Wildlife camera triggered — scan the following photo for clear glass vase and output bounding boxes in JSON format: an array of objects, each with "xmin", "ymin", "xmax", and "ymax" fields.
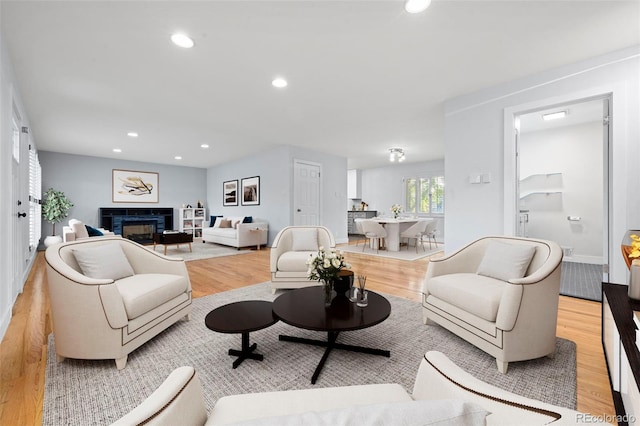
[{"xmin": 322, "ymin": 279, "xmax": 333, "ymax": 307}]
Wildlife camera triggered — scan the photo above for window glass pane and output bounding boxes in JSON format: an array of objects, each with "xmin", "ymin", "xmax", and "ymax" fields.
[
  {"xmin": 431, "ymin": 176, "xmax": 445, "ymax": 214},
  {"xmin": 12, "ymin": 120, "xmax": 20, "ymax": 163},
  {"xmin": 419, "ymin": 178, "xmax": 430, "ymax": 213},
  {"xmin": 405, "ymin": 178, "xmax": 416, "ymax": 213},
  {"xmin": 29, "ymin": 147, "xmax": 41, "ymax": 250}
]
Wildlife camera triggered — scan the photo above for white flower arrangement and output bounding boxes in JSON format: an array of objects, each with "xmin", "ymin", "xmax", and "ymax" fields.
[
  {"xmin": 390, "ymin": 204, "xmax": 403, "ymax": 218},
  {"xmin": 306, "ymin": 246, "xmax": 351, "ymax": 282}
]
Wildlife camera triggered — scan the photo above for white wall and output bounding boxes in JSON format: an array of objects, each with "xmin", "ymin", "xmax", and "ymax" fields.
[
  {"xmin": 520, "ymin": 121, "xmax": 603, "ymax": 263},
  {"xmin": 444, "ymin": 46, "xmax": 639, "ymax": 284},
  {"xmin": 360, "ymin": 160, "xmax": 445, "ymax": 239},
  {"xmin": 39, "ymin": 151, "xmax": 207, "ymax": 241},
  {"xmin": 0, "ymin": 36, "xmax": 36, "ymax": 340},
  {"xmin": 206, "ymin": 145, "xmax": 348, "ymax": 245}
]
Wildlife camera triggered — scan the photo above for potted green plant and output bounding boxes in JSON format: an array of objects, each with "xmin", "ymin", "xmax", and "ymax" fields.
[{"xmin": 42, "ymin": 188, "xmax": 73, "ymax": 247}]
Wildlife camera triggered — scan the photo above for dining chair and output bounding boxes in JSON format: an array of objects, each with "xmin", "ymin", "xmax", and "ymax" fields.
[
  {"xmin": 353, "ymin": 218, "xmax": 366, "ymax": 247},
  {"xmin": 360, "ymin": 219, "xmax": 387, "ymax": 253},
  {"xmin": 400, "ymin": 220, "xmax": 430, "ymax": 253},
  {"xmin": 422, "ymin": 220, "xmax": 438, "ymax": 249}
]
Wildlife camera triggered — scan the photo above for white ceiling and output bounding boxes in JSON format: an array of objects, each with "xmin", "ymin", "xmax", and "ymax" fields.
[{"xmin": 1, "ymin": 1, "xmax": 638, "ymax": 169}]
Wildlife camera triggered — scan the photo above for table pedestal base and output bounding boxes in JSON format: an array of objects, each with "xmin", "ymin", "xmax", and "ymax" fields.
[
  {"xmin": 229, "ymin": 332, "xmax": 264, "ymax": 369},
  {"xmin": 279, "ymin": 331, "xmax": 390, "ymax": 384}
]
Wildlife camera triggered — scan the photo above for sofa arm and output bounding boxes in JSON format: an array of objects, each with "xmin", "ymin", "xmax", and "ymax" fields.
[
  {"xmin": 98, "ymin": 284, "xmax": 129, "ymax": 329},
  {"xmin": 412, "ymin": 351, "xmax": 610, "ymax": 425},
  {"xmin": 121, "ymin": 241, "xmax": 190, "ymax": 279},
  {"xmin": 111, "ymin": 366, "xmax": 208, "ymax": 426},
  {"xmin": 63, "ymin": 226, "xmax": 76, "ymax": 242}
]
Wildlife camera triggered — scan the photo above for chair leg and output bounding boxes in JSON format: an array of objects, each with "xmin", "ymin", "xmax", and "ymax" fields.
[
  {"xmin": 496, "ymin": 359, "xmax": 508, "ymax": 374},
  {"xmin": 115, "ymin": 355, "xmax": 128, "ymax": 370},
  {"xmin": 423, "ymin": 311, "xmax": 436, "ymax": 325}
]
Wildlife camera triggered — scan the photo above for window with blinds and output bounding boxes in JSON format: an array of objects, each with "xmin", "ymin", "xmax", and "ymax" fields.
[
  {"xmin": 29, "ymin": 144, "xmax": 42, "ymax": 251},
  {"xmin": 404, "ymin": 175, "xmax": 444, "ymax": 215}
]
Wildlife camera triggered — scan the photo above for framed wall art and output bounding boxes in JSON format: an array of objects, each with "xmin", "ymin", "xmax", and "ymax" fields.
[
  {"xmin": 112, "ymin": 169, "xmax": 159, "ymax": 203},
  {"xmin": 223, "ymin": 180, "xmax": 238, "ymax": 206},
  {"xmin": 241, "ymin": 176, "xmax": 260, "ymax": 206}
]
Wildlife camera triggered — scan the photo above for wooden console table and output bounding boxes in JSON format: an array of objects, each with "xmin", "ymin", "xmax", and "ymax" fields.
[{"xmin": 602, "ymin": 282, "xmax": 640, "ymax": 425}]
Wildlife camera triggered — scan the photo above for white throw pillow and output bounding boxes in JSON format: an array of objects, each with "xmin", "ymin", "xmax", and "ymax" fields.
[
  {"xmin": 72, "ymin": 243, "xmax": 135, "ymax": 281},
  {"xmin": 213, "ymin": 217, "xmax": 226, "ymax": 229},
  {"xmin": 291, "ymin": 228, "xmax": 319, "ymax": 251},
  {"xmin": 477, "ymin": 240, "xmax": 536, "ymax": 281}
]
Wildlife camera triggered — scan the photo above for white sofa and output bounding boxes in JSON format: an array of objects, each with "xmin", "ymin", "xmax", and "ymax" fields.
[
  {"xmin": 422, "ymin": 236, "xmax": 563, "ymax": 374},
  {"xmin": 112, "ymin": 351, "xmax": 609, "ymax": 425},
  {"xmin": 45, "ymin": 236, "xmax": 193, "ymax": 369},
  {"xmin": 201, "ymin": 216, "xmax": 268, "ymax": 249},
  {"xmin": 63, "ymin": 218, "xmax": 114, "ymax": 242},
  {"xmin": 270, "ymin": 226, "xmax": 336, "ymax": 293}
]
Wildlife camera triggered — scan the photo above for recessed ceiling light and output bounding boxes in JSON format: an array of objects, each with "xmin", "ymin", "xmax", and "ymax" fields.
[
  {"xmin": 542, "ymin": 111, "xmax": 568, "ymax": 121},
  {"xmin": 201, "ymin": 144, "xmax": 209, "ymax": 148},
  {"xmin": 174, "ymin": 156, "xmax": 182, "ymax": 160},
  {"xmin": 113, "ymin": 148, "xmax": 122, "ymax": 153},
  {"xmin": 272, "ymin": 77, "xmax": 288, "ymax": 88},
  {"xmin": 171, "ymin": 33, "xmax": 194, "ymax": 48},
  {"xmin": 405, "ymin": 0, "xmax": 431, "ymax": 13},
  {"xmin": 127, "ymin": 132, "xmax": 138, "ymax": 138}
]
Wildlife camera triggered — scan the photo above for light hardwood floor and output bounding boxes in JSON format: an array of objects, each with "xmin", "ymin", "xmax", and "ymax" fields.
[{"xmin": 0, "ymin": 246, "xmax": 615, "ymax": 425}]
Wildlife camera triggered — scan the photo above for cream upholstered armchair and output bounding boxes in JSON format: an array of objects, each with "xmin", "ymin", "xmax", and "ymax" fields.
[
  {"xmin": 45, "ymin": 236, "xmax": 193, "ymax": 369},
  {"xmin": 422, "ymin": 236, "xmax": 563, "ymax": 373},
  {"xmin": 270, "ymin": 226, "xmax": 335, "ymax": 293}
]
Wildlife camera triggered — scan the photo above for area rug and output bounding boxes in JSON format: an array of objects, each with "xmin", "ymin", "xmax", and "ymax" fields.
[
  {"xmin": 340, "ymin": 243, "xmax": 444, "ymax": 261},
  {"xmin": 43, "ymin": 282, "xmax": 576, "ymax": 425},
  {"xmin": 154, "ymin": 241, "xmax": 253, "ymax": 261}
]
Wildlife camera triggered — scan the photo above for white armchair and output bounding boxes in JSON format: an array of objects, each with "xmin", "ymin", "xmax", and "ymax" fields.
[
  {"xmin": 422, "ymin": 236, "xmax": 563, "ymax": 373},
  {"xmin": 270, "ymin": 226, "xmax": 335, "ymax": 293},
  {"xmin": 45, "ymin": 236, "xmax": 193, "ymax": 369}
]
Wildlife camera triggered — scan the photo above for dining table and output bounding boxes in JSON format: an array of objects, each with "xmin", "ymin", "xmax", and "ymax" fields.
[{"xmin": 372, "ymin": 218, "xmax": 432, "ymax": 252}]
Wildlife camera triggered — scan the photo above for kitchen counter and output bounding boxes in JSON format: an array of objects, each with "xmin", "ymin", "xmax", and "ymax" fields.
[{"xmin": 347, "ymin": 210, "xmax": 377, "ymax": 234}]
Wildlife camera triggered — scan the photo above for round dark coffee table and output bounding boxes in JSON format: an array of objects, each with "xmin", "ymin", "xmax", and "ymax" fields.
[
  {"xmin": 205, "ymin": 300, "xmax": 278, "ymax": 369},
  {"xmin": 272, "ymin": 286, "xmax": 391, "ymax": 384}
]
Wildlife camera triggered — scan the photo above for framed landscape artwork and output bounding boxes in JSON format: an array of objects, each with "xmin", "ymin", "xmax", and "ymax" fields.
[
  {"xmin": 241, "ymin": 176, "xmax": 260, "ymax": 206},
  {"xmin": 223, "ymin": 180, "xmax": 238, "ymax": 206},
  {"xmin": 112, "ymin": 169, "xmax": 159, "ymax": 203}
]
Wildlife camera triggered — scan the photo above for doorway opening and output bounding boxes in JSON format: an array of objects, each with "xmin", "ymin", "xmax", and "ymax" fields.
[{"xmin": 514, "ymin": 96, "xmax": 610, "ymax": 301}]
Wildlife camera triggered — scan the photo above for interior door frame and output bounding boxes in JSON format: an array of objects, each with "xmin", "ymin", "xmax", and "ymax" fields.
[{"xmin": 504, "ymin": 92, "xmax": 612, "ymax": 280}]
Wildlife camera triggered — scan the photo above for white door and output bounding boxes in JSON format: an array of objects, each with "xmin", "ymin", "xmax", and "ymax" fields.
[
  {"xmin": 293, "ymin": 160, "xmax": 321, "ymax": 226},
  {"xmin": 11, "ymin": 114, "xmax": 26, "ymax": 296}
]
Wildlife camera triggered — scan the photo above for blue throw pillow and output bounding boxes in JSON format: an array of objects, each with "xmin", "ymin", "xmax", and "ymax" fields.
[
  {"xmin": 85, "ymin": 225, "xmax": 104, "ymax": 237},
  {"xmin": 210, "ymin": 215, "xmax": 223, "ymax": 227},
  {"xmin": 243, "ymin": 216, "xmax": 253, "ymax": 223}
]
